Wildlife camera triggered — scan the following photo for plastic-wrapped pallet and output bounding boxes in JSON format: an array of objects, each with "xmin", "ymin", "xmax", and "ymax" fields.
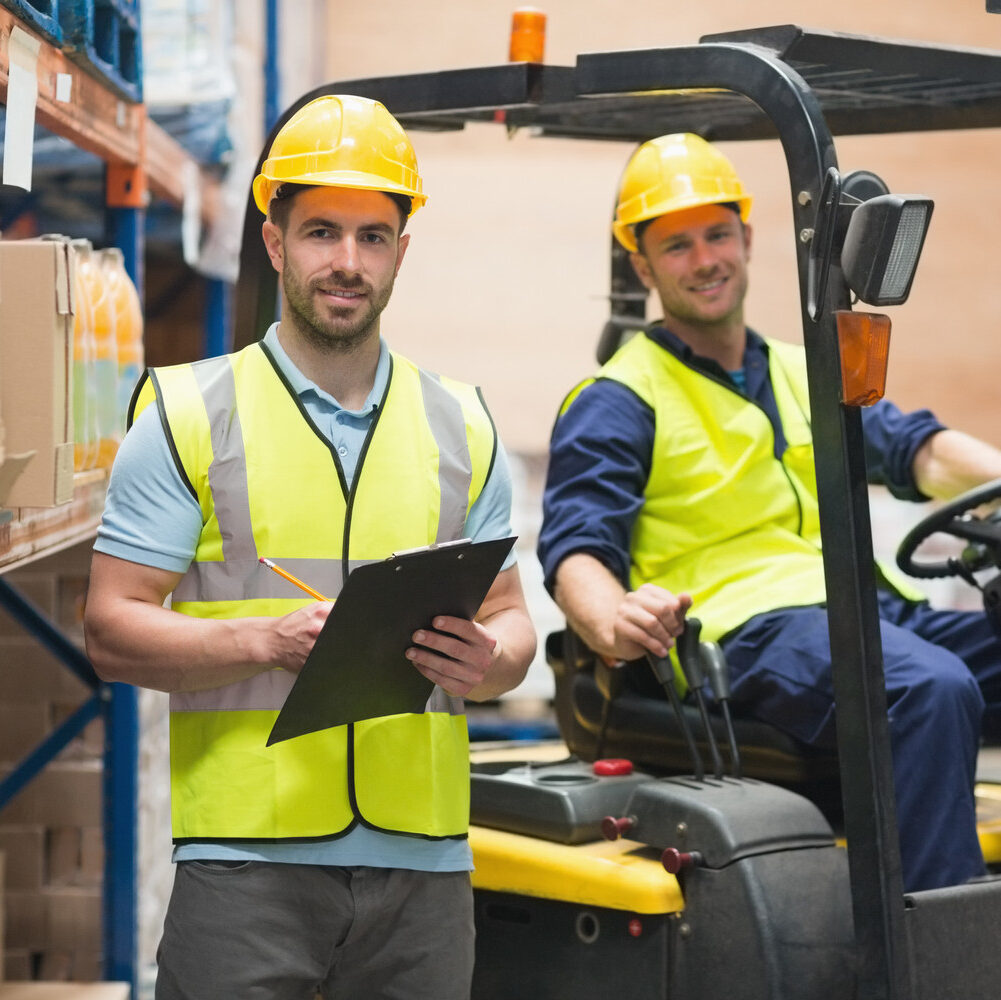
[
  {"xmin": 141, "ymin": 0, "xmax": 235, "ymax": 108},
  {"xmin": 60, "ymin": 0, "xmax": 143, "ymax": 101}
]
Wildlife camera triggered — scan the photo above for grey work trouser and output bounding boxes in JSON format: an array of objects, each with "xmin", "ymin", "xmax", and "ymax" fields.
[{"xmin": 154, "ymin": 861, "xmax": 475, "ymax": 1000}]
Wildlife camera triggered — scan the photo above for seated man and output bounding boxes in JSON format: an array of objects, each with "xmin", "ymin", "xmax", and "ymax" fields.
[{"xmin": 537, "ymin": 131, "xmax": 1001, "ymax": 893}]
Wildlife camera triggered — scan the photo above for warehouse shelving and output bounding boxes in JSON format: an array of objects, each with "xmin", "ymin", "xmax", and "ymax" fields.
[{"xmin": 0, "ymin": 3, "xmax": 221, "ymax": 992}]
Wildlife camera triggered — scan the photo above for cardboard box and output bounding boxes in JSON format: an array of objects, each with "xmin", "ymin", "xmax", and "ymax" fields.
[
  {"xmin": 0, "ymin": 640, "xmax": 92, "ymax": 703},
  {"xmin": 0, "ymin": 254, "xmax": 33, "ymax": 508},
  {"xmin": 0, "ymin": 762, "xmax": 101, "ymax": 828},
  {"xmin": 77, "ymin": 829, "xmax": 102, "ymax": 885},
  {"xmin": 0, "ymin": 829, "xmax": 44, "ymax": 891},
  {"xmin": 0, "ymin": 237, "xmax": 74, "ymax": 508},
  {"xmin": 0, "ymin": 705, "xmax": 49, "ymax": 765},
  {"xmin": 1, "ymin": 849, "xmax": 6, "ymax": 982},
  {"xmin": 3, "ymin": 887, "xmax": 100, "ymax": 953},
  {"xmin": 0, "ymin": 987, "xmax": 129, "ymax": 999},
  {"xmin": 0, "ymin": 427, "xmax": 35, "ymax": 511},
  {"xmin": 0, "ymin": 953, "xmax": 33, "ymax": 982},
  {"xmin": 45, "ymin": 888, "xmax": 101, "ymax": 953},
  {"xmin": 3, "ymin": 891, "xmax": 45, "ymax": 950},
  {"xmin": 44, "ymin": 830, "xmax": 80, "ymax": 887}
]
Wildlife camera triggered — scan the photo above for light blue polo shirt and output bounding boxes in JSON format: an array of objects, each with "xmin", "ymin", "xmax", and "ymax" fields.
[{"xmin": 96, "ymin": 324, "xmax": 517, "ymax": 871}]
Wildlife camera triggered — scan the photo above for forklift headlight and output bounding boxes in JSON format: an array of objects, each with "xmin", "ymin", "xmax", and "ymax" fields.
[{"xmin": 841, "ymin": 195, "xmax": 934, "ymax": 307}]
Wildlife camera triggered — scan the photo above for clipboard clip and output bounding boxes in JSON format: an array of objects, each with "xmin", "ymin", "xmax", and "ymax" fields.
[{"xmin": 388, "ymin": 538, "xmax": 473, "ymax": 560}]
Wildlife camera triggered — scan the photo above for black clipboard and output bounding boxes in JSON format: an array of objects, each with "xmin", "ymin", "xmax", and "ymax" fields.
[{"xmin": 266, "ymin": 535, "xmax": 517, "ymax": 745}]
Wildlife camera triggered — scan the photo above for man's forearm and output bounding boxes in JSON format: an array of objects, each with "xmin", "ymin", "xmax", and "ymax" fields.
[
  {"xmin": 553, "ymin": 551, "xmax": 691, "ymax": 662},
  {"xmin": 553, "ymin": 552, "xmax": 630, "ymax": 659},
  {"xmin": 84, "ymin": 552, "xmax": 330, "ymax": 693},
  {"xmin": 913, "ymin": 429, "xmax": 1001, "ymax": 501},
  {"xmin": 84, "ymin": 597, "xmax": 276, "ymax": 693}
]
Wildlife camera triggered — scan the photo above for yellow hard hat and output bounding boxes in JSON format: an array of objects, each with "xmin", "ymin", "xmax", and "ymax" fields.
[
  {"xmin": 612, "ymin": 133, "xmax": 752, "ymax": 252},
  {"xmin": 252, "ymin": 94, "xmax": 427, "ymax": 217}
]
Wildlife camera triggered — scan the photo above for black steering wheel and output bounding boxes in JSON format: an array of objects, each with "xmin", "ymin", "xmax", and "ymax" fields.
[{"xmin": 896, "ymin": 477, "xmax": 1001, "ymax": 580}]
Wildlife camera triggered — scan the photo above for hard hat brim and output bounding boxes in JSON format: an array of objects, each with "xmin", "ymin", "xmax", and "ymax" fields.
[
  {"xmin": 613, "ymin": 194, "xmax": 753, "ymax": 252},
  {"xmin": 254, "ymin": 172, "xmax": 428, "ymax": 217}
]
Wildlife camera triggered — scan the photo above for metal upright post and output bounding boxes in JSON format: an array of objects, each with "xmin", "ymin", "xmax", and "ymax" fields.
[
  {"xmin": 265, "ymin": 0, "xmax": 282, "ymax": 132},
  {"xmin": 205, "ymin": 278, "xmax": 232, "ymax": 357},
  {"xmin": 105, "ymin": 168, "xmax": 145, "ymax": 994}
]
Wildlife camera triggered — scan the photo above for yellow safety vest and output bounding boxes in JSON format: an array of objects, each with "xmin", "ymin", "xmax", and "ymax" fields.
[
  {"xmin": 131, "ymin": 341, "xmax": 498, "ymax": 842},
  {"xmin": 564, "ymin": 331, "xmax": 919, "ymax": 656}
]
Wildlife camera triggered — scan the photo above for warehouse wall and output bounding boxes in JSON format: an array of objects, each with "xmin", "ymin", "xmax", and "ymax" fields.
[{"xmin": 322, "ymin": 0, "xmax": 1001, "ymax": 455}]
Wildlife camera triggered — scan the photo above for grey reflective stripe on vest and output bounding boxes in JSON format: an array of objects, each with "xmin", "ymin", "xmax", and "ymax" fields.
[
  {"xmin": 419, "ymin": 369, "xmax": 472, "ymax": 543},
  {"xmin": 172, "ymin": 670, "xmax": 464, "ymax": 715},
  {"xmin": 194, "ymin": 357, "xmax": 256, "ymax": 562},
  {"xmin": 424, "ymin": 687, "xmax": 465, "ymax": 715},
  {"xmin": 171, "ymin": 357, "xmax": 295, "ymax": 604},
  {"xmin": 170, "ymin": 354, "xmax": 345, "ymax": 605},
  {"xmin": 174, "ymin": 557, "xmax": 344, "ymax": 604},
  {"xmin": 171, "ymin": 667, "xmax": 295, "ymax": 712}
]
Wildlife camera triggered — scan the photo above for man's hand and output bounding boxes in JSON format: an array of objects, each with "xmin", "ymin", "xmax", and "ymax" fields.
[
  {"xmin": 406, "ymin": 616, "xmax": 499, "ymax": 698},
  {"xmin": 612, "ymin": 583, "xmax": 693, "ymax": 661},
  {"xmin": 553, "ymin": 552, "xmax": 692, "ymax": 663},
  {"xmin": 267, "ymin": 602, "xmax": 335, "ymax": 674}
]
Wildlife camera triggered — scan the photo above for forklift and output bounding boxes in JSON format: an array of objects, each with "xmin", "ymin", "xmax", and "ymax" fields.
[{"xmin": 234, "ymin": 22, "xmax": 1001, "ymax": 1000}]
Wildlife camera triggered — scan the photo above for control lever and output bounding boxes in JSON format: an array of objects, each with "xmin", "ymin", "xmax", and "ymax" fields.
[
  {"xmin": 700, "ymin": 641, "xmax": 742, "ymax": 779},
  {"xmin": 661, "ymin": 847, "xmax": 704, "ymax": 875},
  {"xmin": 601, "ymin": 815, "xmax": 637, "ymax": 841},
  {"xmin": 676, "ymin": 619, "xmax": 724, "ymax": 780},
  {"xmin": 645, "ymin": 648, "xmax": 704, "ymax": 782},
  {"xmin": 594, "ymin": 655, "xmax": 626, "ymax": 760}
]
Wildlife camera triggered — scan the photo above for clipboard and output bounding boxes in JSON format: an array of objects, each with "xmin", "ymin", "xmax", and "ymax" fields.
[{"xmin": 266, "ymin": 535, "xmax": 517, "ymax": 745}]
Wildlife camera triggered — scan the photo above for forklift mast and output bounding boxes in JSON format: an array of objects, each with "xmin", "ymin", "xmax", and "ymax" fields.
[{"xmin": 234, "ymin": 26, "xmax": 1001, "ymax": 999}]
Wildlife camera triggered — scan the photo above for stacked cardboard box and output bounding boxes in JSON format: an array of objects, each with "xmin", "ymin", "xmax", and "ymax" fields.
[
  {"xmin": 0, "ymin": 542, "xmax": 106, "ymax": 985},
  {"xmin": 0, "ymin": 236, "xmax": 75, "ymax": 509},
  {"xmin": 1, "ymin": 834, "xmax": 125, "ymax": 994},
  {"xmin": 0, "ymin": 985, "xmax": 128, "ymax": 999}
]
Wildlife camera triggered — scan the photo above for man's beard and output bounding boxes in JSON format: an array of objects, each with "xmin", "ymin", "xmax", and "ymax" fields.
[{"xmin": 282, "ymin": 269, "xmax": 394, "ymax": 353}]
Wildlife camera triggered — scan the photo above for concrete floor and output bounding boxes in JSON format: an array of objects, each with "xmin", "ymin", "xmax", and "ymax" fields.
[{"xmin": 978, "ymin": 746, "xmax": 1001, "ymax": 784}]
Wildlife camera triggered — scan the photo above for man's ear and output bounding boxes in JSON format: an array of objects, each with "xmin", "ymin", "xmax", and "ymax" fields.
[
  {"xmin": 394, "ymin": 233, "xmax": 411, "ymax": 277},
  {"xmin": 742, "ymin": 222, "xmax": 753, "ymax": 262},
  {"xmin": 262, "ymin": 220, "xmax": 284, "ymax": 274},
  {"xmin": 629, "ymin": 251, "xmax": 655, "ymax": 291}
]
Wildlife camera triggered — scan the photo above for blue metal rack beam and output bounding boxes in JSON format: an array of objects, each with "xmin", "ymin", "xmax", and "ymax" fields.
[
  {"xmin": 0, "ymin": 692, "xmax": 102, "ymax": 808},
  {"xmin": 0, "ymin": 569, "xmax": 138, "ymax": 995},
  {"xmin": 103, "ymin": 680, "xmax": 138, "ymax": 989}
]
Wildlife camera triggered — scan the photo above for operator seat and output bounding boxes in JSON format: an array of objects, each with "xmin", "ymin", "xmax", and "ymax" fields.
[{"xmin": 547, "ymin": 628, "xmax": 842, "ymax": 812}]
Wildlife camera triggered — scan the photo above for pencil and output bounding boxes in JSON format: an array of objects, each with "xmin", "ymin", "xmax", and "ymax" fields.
[{"xmin": 259, "ymin": 557, "xmax": 330, "ymax": 601}]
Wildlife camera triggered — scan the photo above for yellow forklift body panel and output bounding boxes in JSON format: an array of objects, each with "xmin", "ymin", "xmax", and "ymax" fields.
[{"xmin": 469, "ymin": 824, "xmax": 685, "ymax": 913}]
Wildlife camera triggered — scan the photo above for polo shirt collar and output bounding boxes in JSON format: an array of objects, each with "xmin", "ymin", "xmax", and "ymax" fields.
[{"xmin": 263, "ymin": 322, "xmax": 390, "ymax": 414}]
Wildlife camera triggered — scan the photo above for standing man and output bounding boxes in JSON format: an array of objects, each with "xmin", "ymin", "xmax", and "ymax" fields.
[
  {"xmin": 85, "ymin": 94, "xmax": 536, "ymax": 999},
  {"xmin": 538, "ymin": 132, "xmax": 1001, "ymax": 893}
]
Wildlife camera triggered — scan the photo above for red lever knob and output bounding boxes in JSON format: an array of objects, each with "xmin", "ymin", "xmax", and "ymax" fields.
[
  {"xmin": 593, "ymin": 758, "xmax": 634, "ymax": 776},
  {"xmin": 661, "ymin": 847, "xmax": 703, "ymax": 874},
  {"xmin": 601, "ymin": 815, "xmax": 636, "ymax": 841}
]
